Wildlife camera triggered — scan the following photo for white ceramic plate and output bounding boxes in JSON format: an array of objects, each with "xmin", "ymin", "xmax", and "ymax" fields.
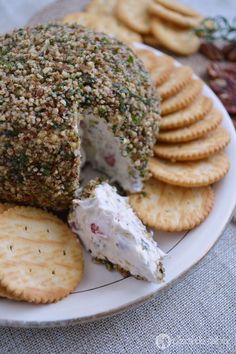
[{"xmin": 1, "ymin": 44, "xmax": 236, "ymax": 328}]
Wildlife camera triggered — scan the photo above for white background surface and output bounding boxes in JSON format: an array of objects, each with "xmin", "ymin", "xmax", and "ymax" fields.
[{"xmin": 0, "ymin": 0, "xmax": 236, "ymax": 34}]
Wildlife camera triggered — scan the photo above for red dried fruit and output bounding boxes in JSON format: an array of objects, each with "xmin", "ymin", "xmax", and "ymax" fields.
[
  {"xmin": 90, "ymin": 223, "xmax": 102, "ymax": 233},
  {"xmin": 104, "ymin": 153, "xmax": 116, "ymax": 167},
  {"xmin": 90, "ymin": 223, "xmax": 107, "ymax": 238},
  {"xmin": 91, "ymin": 223, "xmax": 99, "ymax": 234}
]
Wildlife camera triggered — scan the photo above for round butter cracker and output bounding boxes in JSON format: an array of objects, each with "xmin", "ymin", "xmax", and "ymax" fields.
[
  {"xmin": 116, "ymin": 0, "xmax": 151, "ymax": 34},
  {"xmin": 149, "ymin": 153, "xmax": 230, "ymax": 187},
  {"xmin": 151, "ymin": 18, "xmax": 200, "ymax": 55},
  {"xmin": 158, "ymin": 66, "xmax": 193, "ymax": 100},
  {"xmin": 0, "ymin": 207, "xmax": 84, "ymax": 304},
  {"xmin": 150, "ymin": 55, "xmax": 174, "ymax": 85},
  {"xmin": 161, "ymin": 79, "xmax": 203, "ymax": 116},
  {"xmin": 149, "ymin": 2, "xmax": 201, "ymax": 29},
  {"xmin": 63, "ymin": 11, "xmax": 96, "ymax": 26},
  {"xmin": 92, "ymin": 16, "xmax": 142, "ymax": 44},
  {"xmin": 129, "ymin": 179, "xmax": 214, "ymax": 232},
  {"xmin": 63, "ymin": 12, "xmax": 142, "ymax": 45},
  {"xmin": 142, "ymin": 34, "xmax": 160, "ymax": 47},
  {"xmin": 154, "ymin": 0, "xmax": 201, "ymax": 18},
  {"xmin": 154, "ymin": 127, "xmax": 230, "ymax": 161},
  {"xmin": 135, "ymin": 48, "xmax": 160, "ymax": 71},
  {"xmin": 135, "ymin": 49, "xmax": 174, "ymax": 85},
  {"xmin": 85, "ymin": 0, "xmax": 117, "ymax": 15},
  {"xmin": 159, "ymin": 108, "xmax": 222, "ymax": 143},
  {"xmin": 160, "ymin": 96, "xmax": 213, "ymax": 131}
]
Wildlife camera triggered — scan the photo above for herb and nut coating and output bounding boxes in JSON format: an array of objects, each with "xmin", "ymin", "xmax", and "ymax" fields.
[{"xmin": 0, "ymin": 24, "xmax": 160, "ymax": 209}]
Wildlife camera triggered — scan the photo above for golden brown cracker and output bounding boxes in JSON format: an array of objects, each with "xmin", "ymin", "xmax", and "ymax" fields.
[
  {"xmin": 150, "ymin": 55, "xmax": 175, "ymax": 85},
  {"xmin": 63, "ymin": 11, "xmax": 96, "ymax": 27},
  {"xmin": 0, "ymin": 206, "xmax": 84, "ymax": 304},
  {"xmin": 92, "ymin": 16, "xmax": 142, "ymax": 44},
  {"xmin": 151, "ymin": 18, "xmax": 200, "ymax": 55},
  {"xmin": 154, "ymin": 0, "xmax": 201, "ymax": 18},
  {"xmin": 0, "ymin": 203, "xmax": 15, "ymax": 214},
  {"xmin": 63, "ymin": 12, "xmax": 142, "ymax": 44},
  {"xmin": 161, "ymin": 79, "xmax": 203, "ymax": 116},
  {"xmin": 135, "ymin": 48, "xmax": 160, "ymax": 71},
  {"xmin": 115, "ymin": 0, "xmax": 151, "ymax": 34},
  {"xmin": 142, "ymin": 34, "xmax": 160, "ymax": 47},
  {"xmin": 154, "ymin": 127, "xmax": 230, "ymax": 161},
  {"xmin": 86, "ymin": 0, "xmax": 117, "ymax": 15},
  {"xmin": 135, "ymin": 49, "xmax": 174, "ymax": 85},
  {"xmin": 158, "ymin": 66, "xmax": 193, "ymax": 100},
  {"xmin": 129, "ymin": 179, "xmax": 214, "ymax": 231},
  {"xmin": 149, "ymin": 2, "xmax": 201, "ymax": 28},
  {"xmin": 149, "ymin": 153, "xmax": 230, "ymax": 187},
  {"xmin": 0, "ymin": 286, "xmax": 21, "ymax": 301},
  {"xmin": 160, "ymin": 96, "xmax": 213, "ymax": 130},
  {"xmin": 158, "ymin": 108, "xmax": 222, "ymax": 143}
]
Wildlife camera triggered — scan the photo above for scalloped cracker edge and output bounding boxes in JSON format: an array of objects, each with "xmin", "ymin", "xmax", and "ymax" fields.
[
  {"xmin": 149, "ymin": 153, "xmax": 230, "ymax": 187},
  {"xmin": 129, "ymin": 179, "xmax": 214, "ymax": 232}
]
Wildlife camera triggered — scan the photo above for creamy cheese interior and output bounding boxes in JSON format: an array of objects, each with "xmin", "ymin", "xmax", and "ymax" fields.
[
  {"xmin": 81, "ymin": 114, "xmax": 142, "ymax": 192},
  {"xmin": 69, "ymin": 182, "xmax": 165, "ymax": 282}
]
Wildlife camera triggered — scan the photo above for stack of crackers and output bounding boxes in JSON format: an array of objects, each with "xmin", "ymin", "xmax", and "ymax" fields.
[
  {"xmin": 0, "ymin": 205, "xmax": 84, "ymax": 303},
  {"xmin": 62, "ymin": 0, "xmax": 202, "ymax": 55},
  {"xmin": 130, "ymin": 48, "xmax": 231, "ymax": 232}
]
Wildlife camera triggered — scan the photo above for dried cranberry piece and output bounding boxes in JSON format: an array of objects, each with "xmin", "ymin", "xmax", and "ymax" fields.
[
  {"xmin": 90, "ymin": 223, "xmax": 107, "ymax": 238},
  {"xmin": 91, "ymin": 223, "xmax": 100, "ymax": 234},
  {"xmin": 104, "ymin": 153, "xmax": 116, "ymax": 167}
]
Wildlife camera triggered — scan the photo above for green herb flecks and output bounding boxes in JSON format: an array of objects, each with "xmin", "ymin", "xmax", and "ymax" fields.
[
  {"xmin": 41, "ymin": 166, "xmax": 51, "ymax": 176},
  {"xmin": 141, "ymin": 238, "xmax": 150, "ymax": 251},
  {"xmin": 127, "ymin": 54, "xmax": 134, "ymax": 64},
  {"xmin": 132, "ymin": 112, "xmax": 144, "ymax": 124},
  {"xmin": 4, "ymin": 128, "xmax": 20, "ymax": 137},
  {"xmin": 11, "ymin": 153, "xmax": 28, "ymax": 170},
  {"xmin": 98, "ymin": 106, "xmax": 108, "ymax": 117}
]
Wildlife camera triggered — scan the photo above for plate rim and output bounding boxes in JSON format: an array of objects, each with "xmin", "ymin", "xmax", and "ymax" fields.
[{"xmin": 1, "ymin": 43, "xmax": 236, "ymax": 328}]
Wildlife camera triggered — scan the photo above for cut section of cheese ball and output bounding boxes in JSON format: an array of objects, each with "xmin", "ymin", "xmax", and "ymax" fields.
[
  {"xmin": 81, "ymin": 115, "xmax": 144, "ymax": 192},
  {"xmin": 69, "ymin": 180, "xmax": 165, "ymax": 282}
]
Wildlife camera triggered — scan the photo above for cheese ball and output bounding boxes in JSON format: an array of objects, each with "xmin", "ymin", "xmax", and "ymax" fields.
[{"xmin": 0, "ymin": 24, "xmax": 160, "ymax": 209}]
